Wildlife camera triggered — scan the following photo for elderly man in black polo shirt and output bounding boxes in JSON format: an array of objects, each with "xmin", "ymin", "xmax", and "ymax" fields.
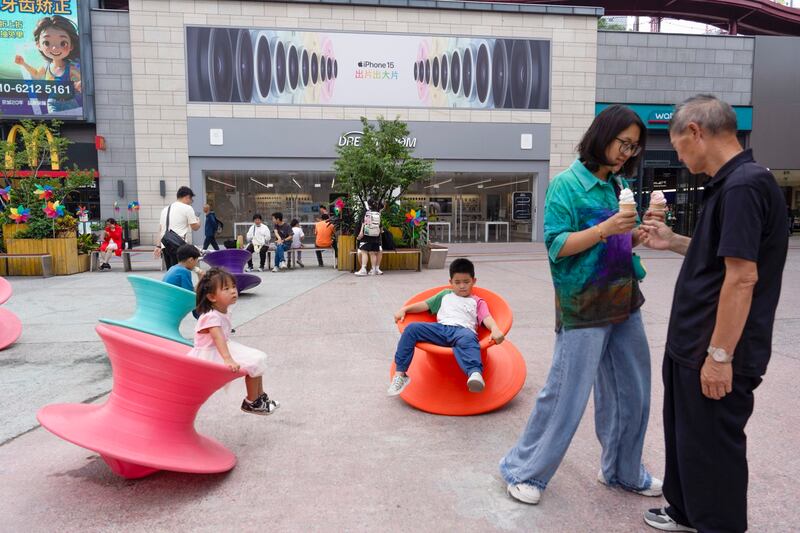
[{"xmin": 638, "ymin": 95, "xmax": 788, "ymax": 533}]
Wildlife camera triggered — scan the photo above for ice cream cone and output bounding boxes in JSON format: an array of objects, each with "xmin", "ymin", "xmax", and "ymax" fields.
[
  {"xmin": 649, "ymin": 203, "xmax": 666, "ymax": 216},
  {"xmin": 619, "ymin": 203, "xmax": 637, "ymax": 215}
]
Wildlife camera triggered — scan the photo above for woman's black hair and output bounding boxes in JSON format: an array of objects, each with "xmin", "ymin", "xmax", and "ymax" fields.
[
  {"xmin": 105, "ymin": 217, "xmax": 116, "ymax": 225},
  {"xmin": 576, "ymin": 104, "xmax": 646, "ymax": 177},
  {"xmin": 195, "ymin": 267, "xmax": 237, "ymax": 315}
]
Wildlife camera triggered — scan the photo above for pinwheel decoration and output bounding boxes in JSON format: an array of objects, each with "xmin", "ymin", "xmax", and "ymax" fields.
[
  {"xmin": 0, "ymin": 185, "xmax": 10, "ymax": 203},
  {"xmin": 113, "ymin": 201, "xmax": 120, "ymax": 213},
  {"xmin": 9, "ymin": 205, "xmax": 30, "ymax": 223},
  {"xmin": 76, "ymin": 205, "xmax": 88, "ymax": 218},
  {"xmin": 43, "ymin": 200, "xmax": 65, "ymax": 219},
  {"xmin": 127, "ymin": 201, "xmax": 140, "ymax": 211},
  {"xmin": 334, "ymin": 197, "xmax": 345, "ymax": 215},
  {"xmin": 405, "ymin": 209, "xmax": 424, "ymax": 227},
  {"xmin": 34, "ymin": 184, "xmax": 54, "ymax": 201}
]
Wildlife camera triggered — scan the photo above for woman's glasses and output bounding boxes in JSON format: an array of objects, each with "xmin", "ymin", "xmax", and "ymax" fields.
[{"xmin": 616, "ymin": 137, "xmax": 642, "ymax": 157}]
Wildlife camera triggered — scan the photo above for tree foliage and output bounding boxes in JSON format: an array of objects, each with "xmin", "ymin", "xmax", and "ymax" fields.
[{"xmin": 333, "ymin": 116, "xmax": 433, "ymax": 220}]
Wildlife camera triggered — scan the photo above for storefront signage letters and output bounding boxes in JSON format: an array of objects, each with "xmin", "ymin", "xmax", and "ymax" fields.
[{"xmin": 338, "ymin": 130, "xmax": 417, "ymax": 149}]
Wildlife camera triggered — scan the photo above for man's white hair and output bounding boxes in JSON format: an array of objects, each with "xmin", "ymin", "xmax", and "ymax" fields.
[{"xmin": 669, "ymin": 94, "xmax": 737, "ymax": 135}]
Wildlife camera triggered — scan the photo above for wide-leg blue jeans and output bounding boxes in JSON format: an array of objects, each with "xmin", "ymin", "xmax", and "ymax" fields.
[{"xmin": 500, "ymin": 310, "xmax": 652, "ymax": 491}]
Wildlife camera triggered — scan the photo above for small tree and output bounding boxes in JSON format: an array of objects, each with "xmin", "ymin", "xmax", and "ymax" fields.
[{"xmin": 333, "ymin": 116, "xmax": 434, "ymax": 225}]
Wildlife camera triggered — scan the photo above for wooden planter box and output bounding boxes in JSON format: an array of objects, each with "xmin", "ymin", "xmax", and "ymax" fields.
[
  {"xmin": 2, "ymin": 224, "xmax": 84, "ymax": 275},
  {"xmin": 337, "ymin": 234, "xmax": 356, "ymax": 272},
  {"xmin": 78, "ymin": 253, "xmax": 91, "ymax": 272}
]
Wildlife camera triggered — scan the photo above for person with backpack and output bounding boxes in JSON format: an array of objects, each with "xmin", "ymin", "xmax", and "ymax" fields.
[
  {"xmin": 157, "ymin": 186, "xmax": 201, "ymax": 269},
  {"xmin": 355, "ymin": 199, "xmax": 383, "ymax": 276},
  {"xmin": 202, "ymin": 204, "xmax": 223, "ymax": 251}
]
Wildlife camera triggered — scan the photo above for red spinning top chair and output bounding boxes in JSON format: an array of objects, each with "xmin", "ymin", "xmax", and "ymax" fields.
[
  {"xmin": 37, "ymin": 324, "xmax": 246, "ymax": 479},
  {"xmin": 0, "ymin": 276, "xmax": 22, "ymax": 350},
  {"xmin": 392, "ymin": 286, "xmax": 526, "ymax": 416}
]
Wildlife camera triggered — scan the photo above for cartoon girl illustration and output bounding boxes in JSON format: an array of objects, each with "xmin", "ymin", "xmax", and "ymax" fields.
[{"xmin": 14, "ymin": 15, "xmax": 82, "ymax": 115}]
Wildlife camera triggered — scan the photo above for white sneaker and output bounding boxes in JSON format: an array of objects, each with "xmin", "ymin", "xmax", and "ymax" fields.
[
  {"xmin": 507, "ymin": 483, "xmax": 541, "ymax": 505},
  {"xmin": 374, "ymin": 268, "xmax": 383, "ymax": 275},
  {"xmin": 271, "ymin": 266, "xmax": 280, "ymax": 273},
  {"xmin": 245, "ymin": 266, "xmax": 253, "ymax": 272},
  {"xmin": 280, "ymin": 261, "xmax": 287, "ymax": 269},
  {"xmin": 598, "ymin": 470, "xmax": 663, "ymax": 497},
  {"xmin": 644, "ymin": 508, "xmax": 697, "ymax": 532},
  {"xmin": 387, "ymin": 374, "xmax": 411, "ymax": 396},
  {"xmin": 256, "ymin": 267, "xmax": 263, "ymax": 272},
  {"xmin": 467, "ymin": 371, "xmax": 485, "ymax": 393},
  {"xmin": 368, "ymin": 269, "xmax": 376, "ymax": 276},
  {"xmin": 355, "ymin": 268, "xmax": 368, "ymax": 276}
]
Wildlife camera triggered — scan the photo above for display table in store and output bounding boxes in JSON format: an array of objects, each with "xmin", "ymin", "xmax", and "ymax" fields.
[
  {"xmin": 427, "ymin": 221, "xmax": 451, "ymax": 242},
  {"xmin": 466, "ymin": 221, "xmax": 509, "ymax": 242}
]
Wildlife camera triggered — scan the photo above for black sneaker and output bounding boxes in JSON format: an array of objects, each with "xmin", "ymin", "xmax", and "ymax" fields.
[
  {"xmin": 644, "ymin": 508, "xmax": 697, "ymax": 532},
  {"xmin": 240, "ymin": 394, "xmax": 280, "ymax": 416}
]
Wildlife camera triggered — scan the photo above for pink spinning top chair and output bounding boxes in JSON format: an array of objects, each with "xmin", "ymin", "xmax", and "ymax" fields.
[
  {"xmin": 0, "ymin": 276, "xmax": 22, "ymax": 350},
  {"xmin": 37, "ymin": 324, "xmax": 246, "ymax": 479}
]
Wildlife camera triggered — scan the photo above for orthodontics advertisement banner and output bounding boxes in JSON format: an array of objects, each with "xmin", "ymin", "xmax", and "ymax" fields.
[
  {"xmin": 0, "ymin": 0, "xmax": 85, "ymax": 119},
  {"xmin": 186, "ymin": 27, "xmax": 550, "ymax": 110}
]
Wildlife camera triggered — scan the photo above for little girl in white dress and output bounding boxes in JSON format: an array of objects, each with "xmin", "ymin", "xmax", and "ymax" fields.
[{"xmin": 189, "ymin": 268, "xmax": 279, "ymax": 415}]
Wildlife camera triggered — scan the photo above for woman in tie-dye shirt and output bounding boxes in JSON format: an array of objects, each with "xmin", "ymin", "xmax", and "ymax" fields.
[{"xmin": 500, "ymin": 105, "xmax": 664, "ymax": 506}]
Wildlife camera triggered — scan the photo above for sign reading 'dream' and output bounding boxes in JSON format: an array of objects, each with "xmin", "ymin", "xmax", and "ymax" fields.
[
  {"xmin": 337, "ymin": 130, "xmax": 417, "ymax": 148},
  {"xmin": 186, "ymin": 27, "xmax": 550, "ymax": 111}
]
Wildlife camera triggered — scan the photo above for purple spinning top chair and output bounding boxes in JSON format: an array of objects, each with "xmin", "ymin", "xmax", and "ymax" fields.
[{"xmin": 201, "ymin": 249, "xmax": 261, "ymax": 293}]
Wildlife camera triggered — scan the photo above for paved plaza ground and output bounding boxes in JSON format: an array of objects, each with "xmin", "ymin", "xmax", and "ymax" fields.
[{"xmin": 1, "ymin": 240, "xmax": 798, "ymax": 532}]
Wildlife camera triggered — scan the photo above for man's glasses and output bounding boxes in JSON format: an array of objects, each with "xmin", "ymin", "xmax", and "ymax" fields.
[{"xmin": 616, "ymin": 137, "xmax": 642, "ymax": 157}]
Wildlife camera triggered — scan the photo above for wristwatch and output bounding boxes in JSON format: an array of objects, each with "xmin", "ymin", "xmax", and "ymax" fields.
[{"xmin": 707, "ymin": 345, "xmax": 733, "ymax": 364}]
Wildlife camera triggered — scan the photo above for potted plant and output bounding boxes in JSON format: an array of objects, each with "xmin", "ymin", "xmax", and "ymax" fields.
[
  {"xmin": 332, "ymin": 116, "xmax": 434, "ymax": 270},
  {"xmin": 0, "ymin": 120, "xmax": 96, "ymax": 275}
]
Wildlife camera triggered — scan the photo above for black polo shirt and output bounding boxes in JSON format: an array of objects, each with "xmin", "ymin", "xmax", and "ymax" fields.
[{"xmin": 666, "ymin": 149, "xmax": 788, "ymax": 377}]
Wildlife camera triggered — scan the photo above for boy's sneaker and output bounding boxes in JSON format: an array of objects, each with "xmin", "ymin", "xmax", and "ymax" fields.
[
  {"xmin": 598, "ymin": 470, "xmax": 663, "ymax": 497},
  {"xmin": 387, "ymin": 374, "xmax": 411, "ymax": 396},
  {"xmin": 245, "ymin": 266, "xmax": 253, "ymax": 272},
  {"xmin": 507, "ymin": 483, "xmax": 541, "ymax": 505},
  {"xmin": 355, "ymin": 268, "xmax": 368, "ymax": 276},
  {"xmin": 467, "ymin": 371, "xmax": 485, "ymax": 393},
  {"xmin": 256, "ymin": 266, "xmax": 264, "ymax": 272},
  {"xmin": 271, "ymin": 266, "xmax": 280, "ymax": 273},
  {"xmin": 368, "ymin": 269, "xmax": 376, "ymax": 276},
  {"xmin": 279, "ymin": 261, "xmax": 288, "ymax": 269},
  {"xmin": 297, "ymin": 260, "xmax": 304, "ymax": 267},
  {"xmin": 374, "ymin": 268, "xmax": 384, "ymax": 275},
  {"xmin": 241, "ymin": 394, "xmax": 280, "ymax": 416},
  {"xmin": 644, "ymin": 508, "xmax": 697, "ymax": 532}
]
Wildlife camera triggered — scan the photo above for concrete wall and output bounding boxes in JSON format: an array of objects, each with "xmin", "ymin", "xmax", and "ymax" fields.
[
  {"xmin": 597, "ymin": 31, "xmax": 754, "ymax": 105},
  {"xmin": 750, "ymin": 36, "xmax": 800, "ymax": 171},
  {"xmin": 126, "ymin": 0, "xmax": 599, "ymax": 245},
  {"xmin": 90, "ymin": 9, "xmax": 138, "ymax": 220}
]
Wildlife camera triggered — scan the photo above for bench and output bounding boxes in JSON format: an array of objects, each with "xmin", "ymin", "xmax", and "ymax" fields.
[
  {"xmin": 349, "ymin": 248, "xmax": 422, "ymax": 272},
  {"xmin": 263, "ymin": 246, "xmax": 337, "ymax": 269},
  {"xmin": 92, "ymin": 248, "xmax": 163, "ymax": 272},
  {"xmin": 0, "ymin": 253, "xmax": 53, "ymax": 277}
]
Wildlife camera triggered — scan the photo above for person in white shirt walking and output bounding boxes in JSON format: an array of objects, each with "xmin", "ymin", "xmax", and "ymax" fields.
[
  {"xmin": 245, "ymin": 213, "xmax": 271, "ymax": 272},
  {"xmin": 157, "ymin": 186, "xmax": 201, "ymax": 269},
  {"xmin": 290, "ymin": 219, "xmax": 305, "ymax": 267}
]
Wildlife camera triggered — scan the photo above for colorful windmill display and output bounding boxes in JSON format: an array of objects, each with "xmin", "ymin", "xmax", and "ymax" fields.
[
  {"xmin": 405, "ymin": 209, "xmax": 424, "ymax": 227},
  {"xmin": 43, "ymin": 200, "xmax": 65, "ymax": 219},
  {"xmin": 0, "ymin": 186, "xmax": 10, "ymax": 204},
  {"xmin": 34, "ymin": 184, "xmax": 54, "ymax": 201},
  {"xmin": 9, "ymin": 205, "xmax": 30, "ymax": 223},
  {"xmin": 127, "ymin": 201, "xmax": 140, "ymax": 212}
]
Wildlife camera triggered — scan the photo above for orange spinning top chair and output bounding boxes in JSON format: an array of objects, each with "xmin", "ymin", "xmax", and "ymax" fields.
[{"xmin": 392, "ymin": 286, "xmax": 526, "ymax": 416}]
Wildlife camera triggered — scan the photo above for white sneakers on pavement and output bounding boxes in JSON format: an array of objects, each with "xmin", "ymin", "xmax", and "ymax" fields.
[
  {"xmin": 467, "ymin": 372, "xmax": 485, "ymax": 392},
  {"xmin": 387, "ymin": 374, "xmax": 411, "ymax": 396},
  {"xmin": 643, "ymin": 508, "xmax": 697, "ymax": 532},
  {"xmin": 597, "ymin": 469, "xmax": 663, "ymax": 497},
  {"xmin": 507, "ymin": 483, "xmax": 541, "ymax": 505}
]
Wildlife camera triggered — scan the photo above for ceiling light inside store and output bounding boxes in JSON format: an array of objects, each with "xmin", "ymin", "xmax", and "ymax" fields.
[
  {"xmin": 455, "ymin": 179, "xmax": 492, "ymax": 189},
  {"xmin": 314, "ymin": 183, "xmax": 321, "ymax": 188},
  {"xmin": 483, "ymin": 179, "xmax": 529, "ymax": 190},
  {"xmin": 292, "ymin": 178, "xmax": 302, "ymax": 189},
  {"xmin": 208, "ymin": 178, "xmax": 236, "ymax": 189},
  {"xmin": 424, "ymin": 179, "xmax": 453, "ymax": 189},
  {"xmin": 250, "ymin": 177, "xmax": 273, "ymax": 189}
]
